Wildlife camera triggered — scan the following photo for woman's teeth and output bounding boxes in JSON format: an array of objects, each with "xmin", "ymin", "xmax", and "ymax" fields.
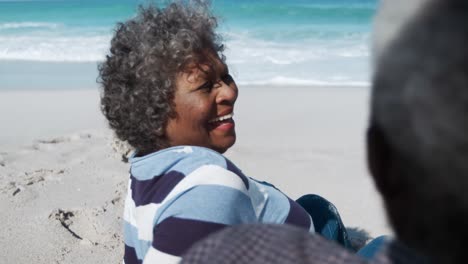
[{"xmin": 209, "ymin": 113, "xmax": 233, "ymax": 123}]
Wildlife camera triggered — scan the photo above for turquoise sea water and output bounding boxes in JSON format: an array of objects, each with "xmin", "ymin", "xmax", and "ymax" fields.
[{"xmin": 0, "ymin": 0, "xmax": 378, "ymax": 88}]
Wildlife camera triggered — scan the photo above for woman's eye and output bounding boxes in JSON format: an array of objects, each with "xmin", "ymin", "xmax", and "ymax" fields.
[
  {"xmin": 197, "ymin": 81, "xmax": 214, "ymax": 92},
  {"xmin": 222, "ymin": 74, "xmax": 234, "ymax": 85}
]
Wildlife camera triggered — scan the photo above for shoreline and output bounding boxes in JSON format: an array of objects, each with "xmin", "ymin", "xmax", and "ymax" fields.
[{"xmin": 0, "ymin": 59, "xmax": 370, "ymax": 91}]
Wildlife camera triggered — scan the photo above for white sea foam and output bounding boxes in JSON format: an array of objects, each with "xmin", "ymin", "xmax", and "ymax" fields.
[
  {"xmin": 0, "ymin": 26, "xmax": 371, "ymax": 85},
  {"xmin": 222, "ymin": 31, "xmax": 371, "ymax": 86},
  {"xmin": 0, "ymin": 35, "xmax": 110, "ymax": 62},
  {"xmin": 0, "ymin": 22, "xmax": 61, "ymax": 30},
  {"xmin": 224, "ymin": 31, "xmax": 370, "ymax": 64}
]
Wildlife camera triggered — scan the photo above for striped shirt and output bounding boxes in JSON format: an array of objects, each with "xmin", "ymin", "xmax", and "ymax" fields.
[{"xmin": 123, "ymin": 146, "xmax": 314, "ymax": 264}]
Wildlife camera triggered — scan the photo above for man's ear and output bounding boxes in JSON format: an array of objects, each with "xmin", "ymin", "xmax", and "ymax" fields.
[{"xmin": 366, "ymin": 123, "xmax": 392, "ymax": 195}]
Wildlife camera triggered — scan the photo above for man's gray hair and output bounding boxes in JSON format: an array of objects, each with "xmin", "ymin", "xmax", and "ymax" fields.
[
  {"xmin": 372, "ymin": 0, "xmax": 431, "ymax": 63},
  {"xmin": 371, "ymin": 0, "xmax": 468, "ymax": 261},
  {"xmin": 373, "ymin": 0, "xmax": 468, "ymax": 176}
]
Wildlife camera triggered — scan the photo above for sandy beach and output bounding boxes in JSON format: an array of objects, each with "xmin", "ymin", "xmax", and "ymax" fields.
[{"xmin": 0, "ymin": 85, "xmax": 390, "ymax": 263}]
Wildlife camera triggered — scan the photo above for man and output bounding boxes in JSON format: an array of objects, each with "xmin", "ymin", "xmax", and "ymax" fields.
[
  {"xmin": 181, "ymin": 0, "xmax": 468, "ymax": 263},
  {"xmin": 368, "ymin": 0, "xmax": 468, "ymax": 262}
]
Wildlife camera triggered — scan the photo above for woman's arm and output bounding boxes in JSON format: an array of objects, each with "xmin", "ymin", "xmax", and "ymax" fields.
[{"xmin": 142, "ymin": 164, "xmax": 258, "ymax": 262}]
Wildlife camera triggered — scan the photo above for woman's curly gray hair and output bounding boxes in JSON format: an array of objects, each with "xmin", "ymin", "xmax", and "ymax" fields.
[{"xmin": 99, "ymin": 0, "xmax": 224, "ymax": 154}]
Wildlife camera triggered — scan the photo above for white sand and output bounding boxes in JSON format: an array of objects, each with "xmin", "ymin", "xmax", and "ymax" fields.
[{"xmin": 0, "ymin": 85, "xmax": 391, "ymax": 263}]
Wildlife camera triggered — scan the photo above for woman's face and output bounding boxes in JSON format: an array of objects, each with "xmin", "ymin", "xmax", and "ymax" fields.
[{"xmin": 165, "ymin": 57, "xmax": 238, "ymax": 153}]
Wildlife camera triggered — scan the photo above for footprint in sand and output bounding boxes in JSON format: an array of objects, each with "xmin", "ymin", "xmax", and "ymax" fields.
[
  {"xmin": 49, "ymin": 207, "xmax": 110, "ymax": 246},
  {"xmin": 37, "ymin": 137, "xmax": 68, "ymax": 144},
  {"xmin": 25, "ymin": 168, "xmax": 65, "ymax": 183},
  {"xmin": 49, "ymin": 209, "xmax": 84, "ymax": 240},
  {"xmin": 110, "ymin": 137, "xmax": 133, "ymax": 163},
  {"xmin": 32, "ymin": 137, "xmax": 69, "ymax": 151},
  {"xmin": 0, "ymin": 152, "xmax": 7, "ymax": 167},
  {"xmin": 32, "ymin": 133, "xmax": 93, "ymax": 151},
  {"xmin": 7, "ymin": 169, "xmax": 65, "ymax": 196}
]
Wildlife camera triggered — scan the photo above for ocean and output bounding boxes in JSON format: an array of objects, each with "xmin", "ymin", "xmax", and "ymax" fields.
[{"xmin": 0, "ymin": 0, "xmax": 378, "ymax": 89}]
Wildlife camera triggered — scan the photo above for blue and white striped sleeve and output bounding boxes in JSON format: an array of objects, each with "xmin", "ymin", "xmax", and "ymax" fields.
[{"xmin": 143, "ymin": 164, "xmax": 258, "ymax": 262}]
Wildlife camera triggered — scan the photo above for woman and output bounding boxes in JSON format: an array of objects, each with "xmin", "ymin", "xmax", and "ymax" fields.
[{"xmin": 99, "ymin": 1, "xmax": 349, "ymax": 263}]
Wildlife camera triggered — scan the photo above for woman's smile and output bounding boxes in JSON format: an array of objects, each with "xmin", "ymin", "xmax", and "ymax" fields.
[{"xmin": 207, "ymin": 112, "xmax": 235, "ymax": 131}]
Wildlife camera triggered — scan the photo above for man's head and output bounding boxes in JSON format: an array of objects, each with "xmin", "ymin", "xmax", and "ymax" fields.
[{"xmin": 369, "ymin": 0, "xmax": 468, "ymax": 262}]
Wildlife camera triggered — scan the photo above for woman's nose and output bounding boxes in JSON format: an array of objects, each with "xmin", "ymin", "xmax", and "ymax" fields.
[{"xmin": 216, "ymin": 81, "xmax": 238, "ymax": 104}]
